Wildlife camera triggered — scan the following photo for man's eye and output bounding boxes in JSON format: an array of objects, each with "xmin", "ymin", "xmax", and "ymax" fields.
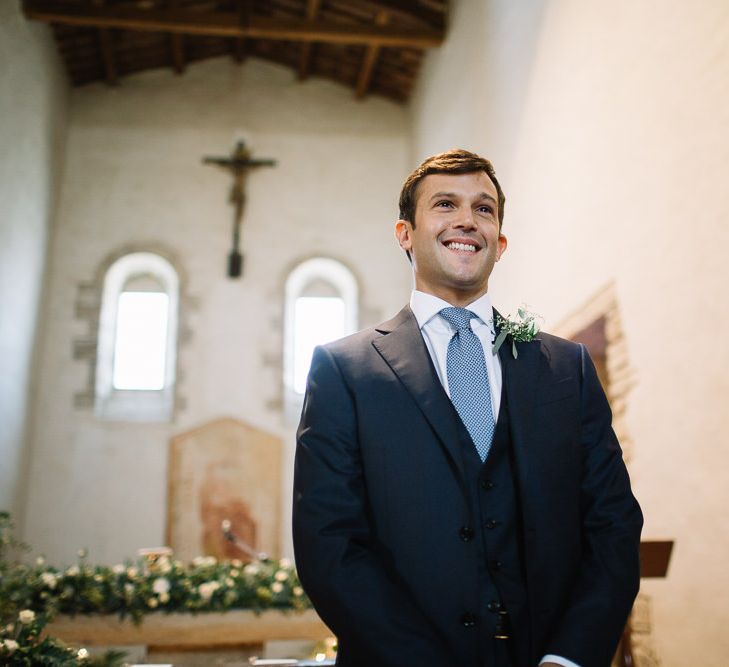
[
  {"xmin": 436, "ymin": 200, "xmax": 454, "ymax": 208},
  {"xmin": 477, "ymin": 206, "xmax": 494, "ymax": 215}
]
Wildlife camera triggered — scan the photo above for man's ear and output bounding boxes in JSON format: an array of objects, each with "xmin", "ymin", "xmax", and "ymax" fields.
[
  {"xmin": 495, "ymin": 233, "xmax": 508, "ymax": 261},
  {"xmin": 395, "ymin": 219, "xmax": 413, "ymax": 252}
]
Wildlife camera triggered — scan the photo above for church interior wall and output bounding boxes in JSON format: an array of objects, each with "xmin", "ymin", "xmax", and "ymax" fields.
[
  {"xmin": 411, "ymin": 0, "xmax": 729, "ymax": 664},
  {"xmin": 0, "ymin": 5, "xmax": 68, "ymax": 520},
  {"xmin": 20, "ymin": 55, "xmax": 412, "ymax": 565},
  {"xmin": 6, "ymin": 2, "xmax": 729, "ymax": 663}
]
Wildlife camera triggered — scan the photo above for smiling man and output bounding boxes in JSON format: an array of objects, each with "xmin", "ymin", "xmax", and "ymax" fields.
[{"xmin": 293, "ymin": 149, "xmax": 642, "ymax": 667}]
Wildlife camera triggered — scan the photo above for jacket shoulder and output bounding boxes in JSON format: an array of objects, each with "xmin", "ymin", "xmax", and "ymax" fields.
[{"xmin": 319, "ymin": 305, "xmax": 412, "ymax": 360}]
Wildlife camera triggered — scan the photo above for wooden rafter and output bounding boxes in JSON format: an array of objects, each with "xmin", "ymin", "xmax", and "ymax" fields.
[
  {"xmin": 168, "ymin": 0, "xmax": 185, "ymax": 74},
  {"xmin": 170, "ymin": 33, "xmax": 185, "ymax": 73},
  {"xmin": 24, "ymin": 3, "xmax": 444, "ymax": 48},
  {"xmin": 355, "ymin": 9, "xmax": 388, "ymax": 99},
  {"xmin": 231, "ymin": 0, "xmax": 250, "ymax": 64},
  {"xmin": 97, "ymin": 26, "xmax": 117, "ymax": 85},
  {"xmin": 298, "ymin": 0, "xmax": 322, "ymax": 80},
  {"xmin": 349, "ymin": 0, "xmax": 444, "ymax": 29}
]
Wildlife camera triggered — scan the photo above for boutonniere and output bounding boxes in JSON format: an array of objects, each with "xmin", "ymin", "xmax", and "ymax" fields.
[{"xmin": 491, "ymin": 307, "xmax": 542, "ymax": 359}]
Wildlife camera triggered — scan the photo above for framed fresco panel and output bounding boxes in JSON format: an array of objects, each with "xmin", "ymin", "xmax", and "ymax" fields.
[{"xmin": 166, "ymin": 417, "xmax": 282, "ymax": 561}]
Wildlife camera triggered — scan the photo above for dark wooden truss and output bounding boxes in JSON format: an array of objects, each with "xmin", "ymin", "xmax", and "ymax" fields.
[{"xmin": 24, "ymin": 0, "xmax": 448, "ymax": 102}]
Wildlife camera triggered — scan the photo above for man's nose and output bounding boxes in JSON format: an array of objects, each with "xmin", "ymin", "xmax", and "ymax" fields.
[{"xmin": 454, "ymin": 211, "xmax": 477, "ymax": 229}]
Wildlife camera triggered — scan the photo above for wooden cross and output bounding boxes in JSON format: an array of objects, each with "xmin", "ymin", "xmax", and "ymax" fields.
[{"xmin": 203, "ymin": 141, "xmax": 276, "ymax": 278}]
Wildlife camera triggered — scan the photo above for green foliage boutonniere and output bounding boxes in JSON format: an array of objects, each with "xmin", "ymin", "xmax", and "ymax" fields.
[{"xmin": 491, "ymin": 307, "xmax": 541, "ymax": 359}]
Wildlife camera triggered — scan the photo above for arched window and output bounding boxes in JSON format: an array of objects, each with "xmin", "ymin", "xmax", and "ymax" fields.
[
  {"xmin": 284, "ymin": 258, "xmax": 358, "ymax": 411},
  {"xmin": 95, "ymin": 252, "xmax": 179, "ymax": 421}
]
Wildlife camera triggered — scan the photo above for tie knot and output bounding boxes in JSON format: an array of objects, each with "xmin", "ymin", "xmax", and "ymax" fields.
[{"xmin": 439, "ymin": 307, "xmax": 477, "ymax": 332}]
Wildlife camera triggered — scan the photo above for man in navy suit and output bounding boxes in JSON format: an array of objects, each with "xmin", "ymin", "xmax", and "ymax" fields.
[{"xmin": 293, "ymin": 149, "xmax": 642, "ymax": 667}]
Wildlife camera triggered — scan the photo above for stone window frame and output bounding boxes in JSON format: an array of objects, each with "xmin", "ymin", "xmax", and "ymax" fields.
[
  {"xmin": 282, "ymin": 256, "xmax": 359, "ymax": 420},
  {"xmin": 74, "ymin": 245, "xmax": 192, "ymax": 422}
]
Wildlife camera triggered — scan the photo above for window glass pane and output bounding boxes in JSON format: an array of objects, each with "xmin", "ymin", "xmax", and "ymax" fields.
[
  {"xmin": 112, "ymin": 291, "xmax": 169, "ymax": 390},
  {"xmin": 294, "ymin": 296, "xmax": 345, "ymax": 394}
]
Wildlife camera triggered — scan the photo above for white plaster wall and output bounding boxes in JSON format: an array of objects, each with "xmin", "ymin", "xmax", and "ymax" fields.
[
  {"xmin": 23, "ymin": 56, "xmax": 412, "ymax": 565},
  {"xmin": 0, "ymin": 4, "xmax": 67, "ymax": 518},
  {"xmin": 411, "ymin": 0, "xmax": 729, "ymax": 663}
]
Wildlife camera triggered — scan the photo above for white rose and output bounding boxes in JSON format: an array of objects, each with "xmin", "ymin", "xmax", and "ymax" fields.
[
  {"xmin": 66, "ymin": 565, "xmax": 80, "ymax": 576},
  {"xmin": 244, "ymin": 564, "xmax": 259, "ymax": 576},
  {"xmin": 124, "ymin": 583, "xmax": 135, "ymax": 596},
  {"xmin": 18, "ymin": 609, "xmax": 36, "ymax": 624},
  {"xmin": 157, "ymin": 557, "xmax": 172, "ymax": 574},
  {"xmin": 225, "ymin": 577, "xmax": 234, "ymax": 587},
  {"xmin": 147, "ymin": 597, "xmax": 159, "ymax": 608},
  {"xmin": 293, "ymin": 586, "xmax": 304, "ymax": 596},
  {"xmin": 198, "ymin": 581, "xmax": 220, "ymax": 601},
  {"xmin": 3, "ymin": 639, "xmax": 19, "ymax": 654},
  {"xmin": 77, "ymin": 647, "xmax": 89, "ymax": 660},
  {"xmin": 271, "ymin": 582, "xmax": 284, "ymax": 594},
  {"xmin": 41, "ymin": 572, "xmax": 57, "ymax": 589},
  {"xmin": 152, "ymin": 577, "xmax": 170, "ymax": 595},
  {"xmin": 278, "ymin": 557, "xmax": 292, "ymax": 569},
  {"xmin": 36, "ymin": 556, "xmax": 45, "ymax": 566},
  {"xmin": 159, "ymin": 592, "xmax": 170, "ymax": 603},
  {"xmin": 93, "ymin": 574, "xmax": 103, "ymax": 582},
  {"xmin": 112, "ymin": 564, "xmax": 125, "ymax": 575},
  {"xmin": 274, "ymin": 570, "xmax": 289, "ymax": 582},
  {"xmin": 231, "ymin": 559, "xmax": 243, "ymax": 568},
  {"xmin": 230, "ymin": 568, "xmax": 240, "ymax": 577},
  {"xmin": 126, "ymin": 566, "xmax": 138, "ymax": 578}
]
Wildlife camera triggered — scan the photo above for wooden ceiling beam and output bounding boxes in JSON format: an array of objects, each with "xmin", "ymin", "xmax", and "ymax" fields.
[
  {"xmin": 168, "ymin": 0, "xmax": 185, "ymax": 74},
  {"xmin": 97, "ymin": 27, "xmax": 118, "ymax": 85},
  {"xmin": 355, "ymin": 10, "xmax": 388, "ymax": 99},
  {"xmin": 231, "ymin": 0, "xmax": 249, "ymax": 64},
  {"xmin": 298, "ymin": 0, "xmax": 322, "ymax": 80},
  {"xmin": 170, "ymin": 33, "xmax": 185, "ymax": 73},
  {"xmin": 347, "ymin": 0, "xmax": 444, "ymax": 29},
  {"xmin": 24, "ymin": 3, "xmax": 444, "ymax": 48}
]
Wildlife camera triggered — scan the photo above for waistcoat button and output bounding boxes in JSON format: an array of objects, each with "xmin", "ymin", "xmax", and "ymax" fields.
[
  {"xmin": 459, "ymin": 526, "xmax": 475, "ymax": 542},
  {"xmin": 481, "ymin": 479, "xmax": 495, "ymax": 490},
  {"xmin": 460, "ymin": 612, "xmax": 478, "ymax": 627}
]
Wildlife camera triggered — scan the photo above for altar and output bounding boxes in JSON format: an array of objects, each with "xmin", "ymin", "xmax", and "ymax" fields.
[{"xmin": 46, "ymin": 609, "xmax": 332, "ymax": 665}]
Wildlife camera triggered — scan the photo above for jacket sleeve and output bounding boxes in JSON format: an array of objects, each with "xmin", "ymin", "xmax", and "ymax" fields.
[
  {"xmin": 544, "ymin": 344, "xmax": 644, "ymax": 667},
  {"xmin": 292, "ymin": 345, "xmax": 453, "ymax": 667}
]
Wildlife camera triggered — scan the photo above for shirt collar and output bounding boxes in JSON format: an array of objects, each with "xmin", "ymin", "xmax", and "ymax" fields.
[{"xmin": 409, "ymin": 290, "xmax": 495, "ymax": 334}]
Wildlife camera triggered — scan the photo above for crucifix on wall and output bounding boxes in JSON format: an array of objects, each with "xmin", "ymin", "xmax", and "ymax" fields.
[{"xmin": 202, "ymin": 141, "xmax": 277, "ymax": 278}]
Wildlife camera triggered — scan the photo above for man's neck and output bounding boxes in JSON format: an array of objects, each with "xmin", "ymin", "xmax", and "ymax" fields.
[{"xmin": 413, "ymin": 285, "xmax": 489, "ymax": 308}]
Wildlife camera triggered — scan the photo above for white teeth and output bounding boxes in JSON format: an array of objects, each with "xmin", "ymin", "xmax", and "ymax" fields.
[{"xmin": 446, "ymin": 242, "xmax": 477, "ymax": 252}]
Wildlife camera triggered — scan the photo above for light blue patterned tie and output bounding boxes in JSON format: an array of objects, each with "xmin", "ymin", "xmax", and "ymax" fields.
[{"xmin": 440, "ymin": 307, "xmax": 496, "ymax": 462}]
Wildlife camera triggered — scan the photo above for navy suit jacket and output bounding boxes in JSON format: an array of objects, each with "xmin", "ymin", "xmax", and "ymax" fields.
[{"xmin": 293, "ymin": 305, "xmax": 643, "ymax": 667}]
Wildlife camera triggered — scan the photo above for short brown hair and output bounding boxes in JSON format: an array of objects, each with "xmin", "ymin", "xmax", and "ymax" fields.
[{"xmin": 398, "ymin": 149, "xmax": 506, "ymax": 228}]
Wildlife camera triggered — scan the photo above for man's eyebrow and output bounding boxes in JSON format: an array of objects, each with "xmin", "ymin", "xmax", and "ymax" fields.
[{"xmin": 429, "ymin": 191, "xmax": 497, "ymax": 203}]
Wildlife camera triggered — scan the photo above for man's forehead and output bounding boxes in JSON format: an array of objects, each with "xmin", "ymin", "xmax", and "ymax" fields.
[{"xmin": 417, "ymin": 171, "xmax": 497, "ymax": 201}]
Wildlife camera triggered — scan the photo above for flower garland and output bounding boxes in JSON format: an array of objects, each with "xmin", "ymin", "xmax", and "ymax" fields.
[
  {"xmin": 0, "ymin": 512, "xmax": 312, "ymax": 664},
  {"xmin": 1, "ymin": 552, "xmax": 310, "ymax": 625}
]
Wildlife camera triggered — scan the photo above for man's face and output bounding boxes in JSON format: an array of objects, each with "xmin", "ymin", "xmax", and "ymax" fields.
[{"xmin": 395, "ymin": 171, "xmax": 507, "ymax": 306}]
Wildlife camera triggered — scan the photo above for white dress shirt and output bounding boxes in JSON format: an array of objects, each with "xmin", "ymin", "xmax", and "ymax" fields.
[
  {"xmin": 409, "ymin": 290, "xmax": 502, "ymax": 418},
  {"xmin": 409, "ymin": 290, "xmax": 582, "ymax": 667}
]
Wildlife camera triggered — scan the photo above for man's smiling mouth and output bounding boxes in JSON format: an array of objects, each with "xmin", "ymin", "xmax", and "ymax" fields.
[{"xmin": 444, "ymin": 241, "xmax": 479, "ymax": 253}]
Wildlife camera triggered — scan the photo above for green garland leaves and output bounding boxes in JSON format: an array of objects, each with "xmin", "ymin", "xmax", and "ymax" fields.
[{"xmin": 0, "ymin": 512, "xmax": 312, "ymax": 664}]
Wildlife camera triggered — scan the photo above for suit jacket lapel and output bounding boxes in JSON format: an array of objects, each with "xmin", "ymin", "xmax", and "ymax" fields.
[
  {"xmin": 372, "ymin": 306, "xmax": 468, "ymax": 490},
  {"xmin": 495, "ymin": 308, "xmax": 542, "ymax": 530}
]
